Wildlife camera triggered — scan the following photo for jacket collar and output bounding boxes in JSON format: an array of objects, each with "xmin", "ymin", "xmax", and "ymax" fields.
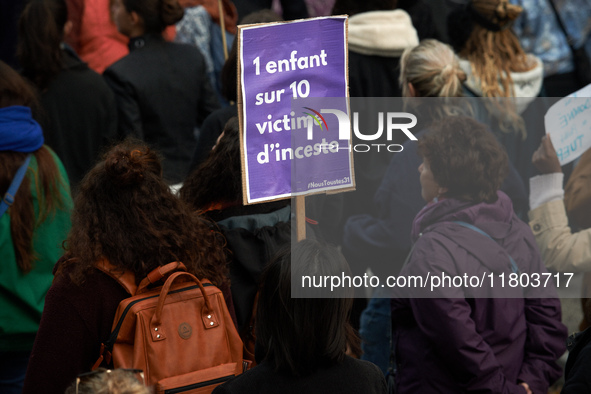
[
  {"xmin": 128, "ymin": 34, "xmax": 164, "ymax": 52},
  {"xmin": 411, "ymin": 191, "xmax": 514, "ymax": 241}
]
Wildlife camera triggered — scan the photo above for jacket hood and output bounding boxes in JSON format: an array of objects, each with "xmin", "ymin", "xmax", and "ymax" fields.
[
  {"xmin": 460, "ymin": 55, "xmax": 543, "ymax": 113},
  {"xmin": 348, "ymin": 10, "xmax": 419, "ymax": 57},
  {"xmin": 411, "ymin": 192, "xmax": 518, "ymax": 273}
]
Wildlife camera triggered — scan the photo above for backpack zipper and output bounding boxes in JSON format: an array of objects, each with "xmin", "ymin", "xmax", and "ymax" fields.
[
  {"xmin": 163, "ymin": 374, "xmax": 234, "ymax": 393},
  {"xmin": 105, "ymin": 283, "xmax": 214, "ymax": 351}
]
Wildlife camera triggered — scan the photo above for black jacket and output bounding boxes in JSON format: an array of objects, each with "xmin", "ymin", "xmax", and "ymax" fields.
[
  {"xmin": 563, "ymin": 328, "xmax": 591, "ymax": 393},
  {"xmin": 212, "ymin": 356, "xmax": 387, "ymax": 394},
  {"xmin": 206, "ymin": 201, "xmax": 291, "ymax": 334},
  {"xmin": 40, "ymin": 46, "xmax": 117, "ymax": 190},
  {"xmin": 104, "ymin": 34, "xmax": 220, "ymax": 184}
]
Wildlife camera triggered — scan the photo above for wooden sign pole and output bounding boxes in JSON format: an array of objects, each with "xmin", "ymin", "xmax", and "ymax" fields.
[
  {"xmin": 296, "ymin": 195, "xmax": 306, "ymax": 241},
  {"xmin": 218, "ymin": 0, "xmax": 228, "ymax": 60}
]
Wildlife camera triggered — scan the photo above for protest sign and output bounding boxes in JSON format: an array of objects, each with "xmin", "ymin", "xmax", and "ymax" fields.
[
  {"xmin": 545, "ymin": 84, "xmax": 591, "ymax": 165},
  {"xmin": 238, "ymin": 16, "xmax": 353, "ymax": 204}
]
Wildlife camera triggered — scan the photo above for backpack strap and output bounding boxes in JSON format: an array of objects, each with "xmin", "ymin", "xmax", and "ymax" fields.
[
  {"xmin": 95, "ymin": 259, "xmax": 138, "ymax": 296},
  {"xmin": 0, "ymin": 154, "xmax": 32, "ymax": 218},
  {"xmin": 453, "ymin": 221, "xmax": 520, "ymax": 274},
  {"xmin": 95, "ymin": 260, "xmax": 188, "ymax": 296}
]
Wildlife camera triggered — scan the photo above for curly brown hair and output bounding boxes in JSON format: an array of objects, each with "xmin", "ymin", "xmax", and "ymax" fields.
[
  {"xmin": 417, "ymin": 116, "xmax": 508, "ymax": 203},
  {"xmin": 180, "ymin": 117, "xmax": 242, "ymax": 211},
  {"xmin": 62, "ymin": 140, "xmax": 228, "ymax": 286}
]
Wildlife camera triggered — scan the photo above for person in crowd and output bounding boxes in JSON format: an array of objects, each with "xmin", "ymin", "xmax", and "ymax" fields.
[
  {"xmin": 188, "ymin": 9, "xmax": 283, "ymax": 172},
  {"xmin": 22, "ymin": 141, "xmax": 229, "ymax": 394},
  {"xmin": 332, "ymin": 0, "xmax": 418, "ymax": 98},
  {"xmin": 63, "ymin": 0, "xmax": 129, "ymax": 73},
  {"xmin": 449, "ymin": 0, "xmax": 543, "ymax": 100},
  {"xmin": 175, "ymin": 0, "xmax": 238, "ymax": 105},
  {"xmin": 17, "ymin": 0, "xmax": 118, "ymax": 192},
  {"xmin": 64, "ymin": 368, "xmax": 149, "ymax": 394},
  {"xmin": 390, "ymin": 116, "xmax": 566, "ymax": 393},
  {"xmin": 561, "ymin": 324, "xmax": 591, "ymax": 393},
  {"xmin": 329, "ymin": 0, "xmax": 418, "ymax": 219},
  {"xmin": 529, "ymin": 136, "xmax": 591, "ymax": 332},
  {"xmin": 0, "ymin": 60, "xmax": 73, "ymax": 394},
  {"xmin": 331, "ymin": 0, "xmax": 419, "ymax": 324},
  {"xmin": 448, "ymin": 0, "xmax": 548, "ymax": 187},
  {"xmin": 180, "ymin": 117, "xmax": 291, "ymax": 353},
  {"xmin": 103, "ymin": 0, "xmax": 220, "ymax": 185},
  {"xmin": 343, "ymin": 39, "xmax": 528, "ymax": 374},
  {"xmin": 213, "ymin": 239, "xmax": 387, "ymax": 394},
  {"xmin": 529, "ymin": 136, "xmax": 591, "ymax": 271},
  {"xmin": 511, "ymin": 0, "xmax": 591, "ymax": 97}
]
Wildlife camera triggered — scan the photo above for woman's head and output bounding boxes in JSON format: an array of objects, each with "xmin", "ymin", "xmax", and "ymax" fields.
[
  {"xmin": 65, "ymin": 369, "xmax": 149, "ymax": 394},
  {"xmin": 400, "ymin": 39, "xmax": 466, "ymax": 98},
  {"xmin": 180, "ymin": 117, "xmax": 242, "ymax": 211},
  {"xmin": 17, "ymin": 0, "xmax": 69, "ymax": 90},
  {"xmin": 449, "ymin": 0, "xmax": 532, "ymax": 97},
  {"xmin": 221, "ymin": 10, "xmax": 283, "ymax": 102},
  {"xmin": 417, "ymin": 116, "xmax": 508, "ymax": 203},
  {"xmin": 1, "ymin": 61, "xmax": 65, "ymax": 274},
  {"xmin": 0, "ymin": 61, "xmax": 37, "ymax": 109},
  {"xmin": 64, "ymin": 140, "xmax": 227, "ymax": 286},
  {"xmin": 111, "ymin": 0, "xmax": 184, "ymax": 36},
  {"xmin": 256, "ymin": 240, "xmax": 355, "ymax": 376}
]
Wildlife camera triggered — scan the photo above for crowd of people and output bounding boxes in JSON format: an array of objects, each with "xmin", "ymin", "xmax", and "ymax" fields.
[{"xmin": 1, "ymin": 0, "xmax": 591, "ymax": 393}]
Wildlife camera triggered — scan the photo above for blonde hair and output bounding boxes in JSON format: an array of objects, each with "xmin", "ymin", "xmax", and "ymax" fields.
[
  {"xmin": 65, "ymin": 369, "xmax": 150, "ymax": 394},
  {"xmin": 461, "ymin": 0, "xmax": 534, "ymax": 97},
  {"xmin": 400, "ymin": 39, "xmax": 466, "ymax": 98}
]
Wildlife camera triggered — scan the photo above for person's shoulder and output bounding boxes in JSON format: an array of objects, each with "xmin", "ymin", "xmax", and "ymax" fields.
[
  {"xmin": 339, "ymin": 356, "xmax": 387, "ymax": 393},
  {"xmin": 212, "ymin": 363, "xmax": 271, "ymax": 394},
  {"xmin": 343, "ymin": 356, "xmax": 383, "ymax": 376},
  {"xmin": 167, "ymin": 40, "xmax": 205, "ymax": 59}
]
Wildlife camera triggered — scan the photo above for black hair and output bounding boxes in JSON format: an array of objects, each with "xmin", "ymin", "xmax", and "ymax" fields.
[
  {"xmin": 17, "ymin": 0, "xmax": 68, "ymax": 91},
  {"xmin": 123, "ymin": 0, "xmax": 184, "ymax": 34},
  {"xmin": 180, "ymin": 117, "xmax": 242, "ymax": 211},
  {"xmin": 255, "ymin": 239, "xmax": 357, "ymax": 376}
]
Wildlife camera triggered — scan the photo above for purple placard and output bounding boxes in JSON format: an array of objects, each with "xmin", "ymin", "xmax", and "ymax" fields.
[{"xmin": 240, "ymin": 17, "xmax": 352, "ymax": 203}]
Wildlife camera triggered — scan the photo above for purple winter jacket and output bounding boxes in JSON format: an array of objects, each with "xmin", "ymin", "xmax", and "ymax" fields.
[{"xmin": 391, "ymin": 192, "xmax": 567, "ymax": 394}]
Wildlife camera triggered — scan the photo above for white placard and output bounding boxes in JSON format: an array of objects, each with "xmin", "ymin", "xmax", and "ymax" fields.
[{"xmin": 544, "ymin": 84, "xmax": 591, "ymax": 165}]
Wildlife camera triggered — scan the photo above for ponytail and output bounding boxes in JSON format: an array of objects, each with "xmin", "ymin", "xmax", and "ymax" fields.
[{"xmin": 400, "ymin": 39, "xmax": 466, "ymax": 98}]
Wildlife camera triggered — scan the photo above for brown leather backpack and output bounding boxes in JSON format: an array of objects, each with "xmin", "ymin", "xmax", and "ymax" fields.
[{"xmin": 94, "ymin": 261, "xmax": 244, "ymax": 393}]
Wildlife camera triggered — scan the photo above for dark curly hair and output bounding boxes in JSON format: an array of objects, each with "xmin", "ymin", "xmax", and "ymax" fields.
[
  {"xmin": 62, "ymin": 139, "xmax": 228, "ymax": 286},
  {"xmin": 180, "ymin": 117, "xmax": 242, "ymax": 211},
  {"xmin": 417, "ymin": 116, "xmax": 508, "ymax": 203}
]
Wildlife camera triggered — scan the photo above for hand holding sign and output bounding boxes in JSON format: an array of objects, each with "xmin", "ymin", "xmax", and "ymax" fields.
[
  {"xmin": 532, "ymin": 135, "xmax": 562, "ymax": 175},
  {"xmin": 544, "ymin": 84, "xmax": 591, "ymax": 165}
]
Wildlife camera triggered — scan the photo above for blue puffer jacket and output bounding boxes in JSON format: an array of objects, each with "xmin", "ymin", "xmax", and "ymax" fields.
[{"xmin": 391, "ymin": 192, "xmax": 567, "ymax": 394}]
